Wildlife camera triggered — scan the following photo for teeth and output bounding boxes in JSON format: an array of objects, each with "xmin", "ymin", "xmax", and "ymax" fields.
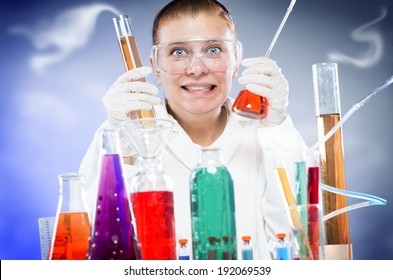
[{"xmin": 184, "ymin": 86, "xmax": 213, "ymax": 91}]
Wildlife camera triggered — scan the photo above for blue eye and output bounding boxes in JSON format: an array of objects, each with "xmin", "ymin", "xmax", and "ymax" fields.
[
  {"xmin": 171, "ymin": 48, "xmax": 188, "ymax": 57},
  {"xmin": 206, "ymin": 46, "xmax": 222, "ymax": 56}
]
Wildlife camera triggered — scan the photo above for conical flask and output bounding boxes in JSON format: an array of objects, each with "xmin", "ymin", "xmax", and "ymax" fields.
[
  {"xmin": 190, "ymin": 148, "xmax": 237, "ymax": 260},
  {"xmin": 122, "ymin": 118, "xmax": 177, "ymax": 260},
  {"xmin": 87, "ymin": 127, "xmax": 138, "ymax": 260},
  {"xmin": 48, "ymin": 173, "xmax": 91, "ymax": 260},
  {"xmin": 231, "ymin": 89, "xmax": 268, "ymax": 119},
  {"xmin": 312, "ymin": 62, "xmax": 351, "ymax": 259},
  {"xmin": 113, "ymin": 14, "xmax": 156, "ymax": 119}
]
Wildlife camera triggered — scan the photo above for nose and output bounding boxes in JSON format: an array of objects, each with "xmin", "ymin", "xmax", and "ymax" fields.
[{"xmin": 185, "ymin": 54, "xmax": 209, "ymax": 75}]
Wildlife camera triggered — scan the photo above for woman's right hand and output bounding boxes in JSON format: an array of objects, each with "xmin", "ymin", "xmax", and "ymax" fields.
[
  {"xmin": 102, "ymin": 66, "xmax": 161, "ymax": 127},
  {"xmin": 102, "ymin": 66, "xmax": 161, "ymax": 156}
]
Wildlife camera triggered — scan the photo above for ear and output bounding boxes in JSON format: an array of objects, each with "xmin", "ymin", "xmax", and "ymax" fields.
[{"xmin": 149, "ymin": 56, "xmax": 161, "ymax": 83}]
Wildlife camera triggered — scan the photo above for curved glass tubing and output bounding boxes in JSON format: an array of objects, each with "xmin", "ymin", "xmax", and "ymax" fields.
[
  {"xmin": 320, "ymin": 182, "xmax": 387, "ymax": 222},
  {"xmin": 310, "ymin": 74, "xmax": 393, "ymax": 220}
]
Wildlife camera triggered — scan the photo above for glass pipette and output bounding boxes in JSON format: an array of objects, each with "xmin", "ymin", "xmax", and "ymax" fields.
[
  {"xmin": 265, "ymin": 0, "xmax": 297, "ymax": 58},
  {"xmin": 308, "ymin": 74, "xmax": 393, "ymax": 153},
  {"xmin": 231, "ymin": 0, "xmax": 297, "ymax": 119}
]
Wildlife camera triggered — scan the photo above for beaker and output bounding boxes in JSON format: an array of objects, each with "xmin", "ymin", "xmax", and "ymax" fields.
[
  {"xmin": 48, "ymin": 173, "xmax": 91, "ymax": 260},
  {"xmin": 312, "ymin": 62, "xmax": 351, "ymax": 259},
  {"xmin": 113, "ymin": 14, "xmax": 156, "ymax": 119},
  {"xmin": 232, "ymin": 88, "xmax": 268, "ymax": 119},
  {"xmin": 122, "ymin": 118, "xmax": 177, "ymax": 260},
  {"xmin": 87, "ymin": 127, "xmax": 139, "ymax": 260},
  {"xmin": 190, "ymin": 148, "xmax": 237, "ymax": 260}
]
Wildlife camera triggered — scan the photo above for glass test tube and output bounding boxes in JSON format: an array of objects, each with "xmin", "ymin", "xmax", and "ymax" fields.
[
  {"xmin": 312, "ymin": 63, "xmax": 351, "ymax": 257},
  {"xmin": 113, "ymin": 15, "xmax": 156, "ymax": 119}
]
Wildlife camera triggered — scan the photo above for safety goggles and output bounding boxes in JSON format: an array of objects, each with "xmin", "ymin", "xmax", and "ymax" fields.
[{"xmin": 151, "ymin": 38, "xmax": 242, "ymax": 75}]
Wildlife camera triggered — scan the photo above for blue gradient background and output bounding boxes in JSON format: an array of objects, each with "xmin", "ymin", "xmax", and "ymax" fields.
[{"xmin": 0, "ymin": 0, "xmax": 392, "ymax": 260}]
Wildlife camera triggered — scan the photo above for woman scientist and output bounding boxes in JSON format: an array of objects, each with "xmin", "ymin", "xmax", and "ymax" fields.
[{"xmin": 79, "ymin": 0, "xmax": 307, "ymax": 259}]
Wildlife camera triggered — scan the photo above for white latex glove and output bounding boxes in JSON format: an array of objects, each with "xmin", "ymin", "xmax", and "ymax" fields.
[
  {"xmin": 102, "ymin": 66, "xmax": 161, "ymax": 155},
  {"xmin": 238, "ymin": 57, "xmax": 289, "ymax": 127}
]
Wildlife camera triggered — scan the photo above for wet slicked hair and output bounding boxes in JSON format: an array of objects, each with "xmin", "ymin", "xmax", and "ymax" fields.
[{"xmin": 152, "ymin": 0, "xmax": 235, "ymax": 44}]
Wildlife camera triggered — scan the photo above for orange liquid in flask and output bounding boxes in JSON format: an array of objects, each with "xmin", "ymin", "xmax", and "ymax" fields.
[{"xmin": 232, "ymin": 89, "xmax": 269, "ymax": 119}]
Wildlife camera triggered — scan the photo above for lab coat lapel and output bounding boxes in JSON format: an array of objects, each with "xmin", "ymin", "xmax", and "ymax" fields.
[
  {"xmin": 155, "ymin": 101, "xmax": 199, "ymax": 171},
  {"xmin": 165, "ymin": 123, "xmax": 200, "ymax": 171},
  {"xmin": 215, "ymin": 100, "xmax": 246, "ymax": 166}
]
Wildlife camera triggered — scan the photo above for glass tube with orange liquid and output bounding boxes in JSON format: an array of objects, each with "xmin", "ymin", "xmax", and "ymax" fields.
[
  {"xmin": 48, "ymin": 173, "xmax": 91, "ymax": 260},
  {"xmin": 113, "ymin": 15, "xmax": 156, "ymax": 119},
  {"xmin": 312, "ymin": 62, "xmax": 351, "ymax": 259}
]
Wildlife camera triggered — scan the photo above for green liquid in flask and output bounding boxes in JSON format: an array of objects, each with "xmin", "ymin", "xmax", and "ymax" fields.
[{"xmin": 190, "ymin": 166, "xmax": 237, "ymax": 260}]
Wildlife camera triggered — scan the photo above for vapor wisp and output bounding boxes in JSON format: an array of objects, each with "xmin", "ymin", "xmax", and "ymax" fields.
[
  {"xmin": 8, "ymin": 3, "xmax": 120, "ymax": 72},
  {"xmin": 328, "ymin": 7, "xmax": 388, "ymax": 68}
]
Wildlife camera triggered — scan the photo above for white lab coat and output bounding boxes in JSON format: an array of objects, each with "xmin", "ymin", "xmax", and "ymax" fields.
[{"xmin": 79, "ymin": 98, "xmax": 308, "ymax": 260}]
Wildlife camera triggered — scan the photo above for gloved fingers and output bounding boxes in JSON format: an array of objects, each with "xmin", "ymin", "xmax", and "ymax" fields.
[
  {"xmin": 241, "ymin": 56, "xmax": 278, "ymax": 68},
  {"xmin": 245, "ymin": 83, "xmax": 288, "ymax": 105},
  {"xmin": 238, "ymin": 74, "xmax": 286, "ymax": 90},
  {"xmin": 115, "ymin": 66, "xmax": 153, "ymax": 83},
  {"xmin": 241, "ymin": 63, "xmax": 281, "ymax": 77},
  {"xmin": 111, "ymin": 81, "xmax": 159, "ymax": 96},
  {"xmin": 103, "ymin": 92, "xmax": 161, "ymax": 110}
]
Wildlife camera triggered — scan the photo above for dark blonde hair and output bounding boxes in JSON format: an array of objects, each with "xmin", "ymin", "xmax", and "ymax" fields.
[{"xmin": 152, "ymin": 0, "xmax": 236, "ymax": 44}]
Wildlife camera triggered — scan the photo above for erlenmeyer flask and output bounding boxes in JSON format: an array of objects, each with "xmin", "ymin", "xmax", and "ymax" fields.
[
  {"xmin": 122, "ymin": 118, "xmax": 177, "ymax": 260},
  {"xmin": 48, "ymin": 173, "xmax": 90, "ymax": 260},
  {"xmin": 232, "ymin": 88, "xmax": 268, "ymax": 119},
  {"xmin": 113, "ymin": 14, "xmax": 155, "ymax": 119},
  {"xmin": 87, "ymin": 127, "xmax": 138, "ymax": 260},
  {"xmin": 312, "ymin": 62, "xmax": 351, "ymax": 259},
  {"xmin": 190, "ymin": 148, "xmax": 237, "ymax": 260}
]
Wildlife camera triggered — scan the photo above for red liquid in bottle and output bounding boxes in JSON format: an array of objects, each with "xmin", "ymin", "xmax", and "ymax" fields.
[
  {"xmin": 131, "ymin": 191, "xmax": 176, "ymax": 260},
  {"xmin": 49, "ymin": 212, "xmax": 90, "ymax": 260},
  {"xmin": 232, "ymin": 89, "xmax": 269, "ymax": 119}
]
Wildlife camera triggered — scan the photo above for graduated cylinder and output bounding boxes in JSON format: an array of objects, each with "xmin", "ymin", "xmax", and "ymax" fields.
[{"xmin": 312, "ymin": 63, "xmax": 351, "ymax": 258}]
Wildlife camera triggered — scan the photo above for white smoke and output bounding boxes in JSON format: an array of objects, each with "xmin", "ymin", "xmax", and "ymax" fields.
[
  {"xmin": 327, "ymin": 7, "xmax": 388, "ymax": 68},
  {"xmin": 8, "ymin": 3, "xmax": 120, "ymax": 72}
]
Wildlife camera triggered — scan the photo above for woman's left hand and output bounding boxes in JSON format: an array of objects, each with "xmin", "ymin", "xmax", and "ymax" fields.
[{"xmin": 238, "ymin": 56, "xmax": 289, "ymax": 126}]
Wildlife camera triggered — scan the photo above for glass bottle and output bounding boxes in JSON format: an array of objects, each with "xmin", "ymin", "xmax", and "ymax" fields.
[
  {"xmin": 87, "ymin": 128, "xmax": 138, "ymax": 260},
  {"xmin": 48, "ymin": 173, "xmax": 90, "ymax": 260},
  {"xmin": 232, "ymin": 89, "xmax": 268, "ymax": 119},
  {"xmin": 113, "ymin": 14, "xmax": 155, "ymax": 119},
  {"xmin": 123, "ymin": 118, "xmax": 177, "ymax": 260},
  {"xmin": 312, "ymin": 62, "xmax": 351, "ymax": 258},
  {"xmin": 178, "ymin": 239, "xmax": 190, "ymax": 260},
  {"xmin": 241, "ymin": 236, "xmax": 253, "ymax": 260},
  {"xmin": 190, "ymin": 148, "xmax": 237, "ymax": 260},
  {"xmin": 275, "ymin": 233, "xmax": 289, "ymax": 260}
]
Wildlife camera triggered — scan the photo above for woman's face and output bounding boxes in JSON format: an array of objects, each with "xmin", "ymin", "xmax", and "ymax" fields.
[{"xmin": 151, "ymin": 12, "xmax": 238, "ymax": 116}]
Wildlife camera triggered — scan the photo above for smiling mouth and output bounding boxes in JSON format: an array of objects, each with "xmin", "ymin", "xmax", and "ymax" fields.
[{"xmin": 182, "ymin": 85, "xmax": 216, "ymax": 91}]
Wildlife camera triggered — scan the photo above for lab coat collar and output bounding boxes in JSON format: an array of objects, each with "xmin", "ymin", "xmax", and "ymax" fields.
[{"xmin": 154, "ymin": 98, "xmax": 252, "ymax": 170}]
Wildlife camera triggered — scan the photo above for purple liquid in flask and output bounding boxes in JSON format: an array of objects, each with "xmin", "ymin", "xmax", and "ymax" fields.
[{"xmin": 87, "ymin": 154, "xmax": 138, "ymax": 260}]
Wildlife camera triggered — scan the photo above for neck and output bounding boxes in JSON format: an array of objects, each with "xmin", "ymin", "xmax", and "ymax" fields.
[{"xmin": 166, "ymin": 102, "xmax": 227, "ymax": 147}]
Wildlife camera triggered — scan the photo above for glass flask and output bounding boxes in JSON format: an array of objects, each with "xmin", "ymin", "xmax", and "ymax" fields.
[
  {"xmin": 113, "ymin": 14, "xmax": 155, "ymax": 119},
  {"xmin": 232, "ymin": 89, "xmax": 268, "ymax": 119},
  {"xmin": 312, "ymin": 62, "xmax": 351, "ymax": 259},
  {"xmin": 87, "ymin": 128, "xmax": 138, "ymax": 260},
  {"xmin": 241, "ymin": 236, "xmax": 253, "ymax": 260},
  {"xmin": 48, "ymin": 173, "xmax": 91, "ymax": 260},
  {"xmin": 122, "ymin": 118, "xmax": 177, "ymax": 260},
  {"xmin": 190, "ymin": 148, "xmax": 237, "ymax": 260}
]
